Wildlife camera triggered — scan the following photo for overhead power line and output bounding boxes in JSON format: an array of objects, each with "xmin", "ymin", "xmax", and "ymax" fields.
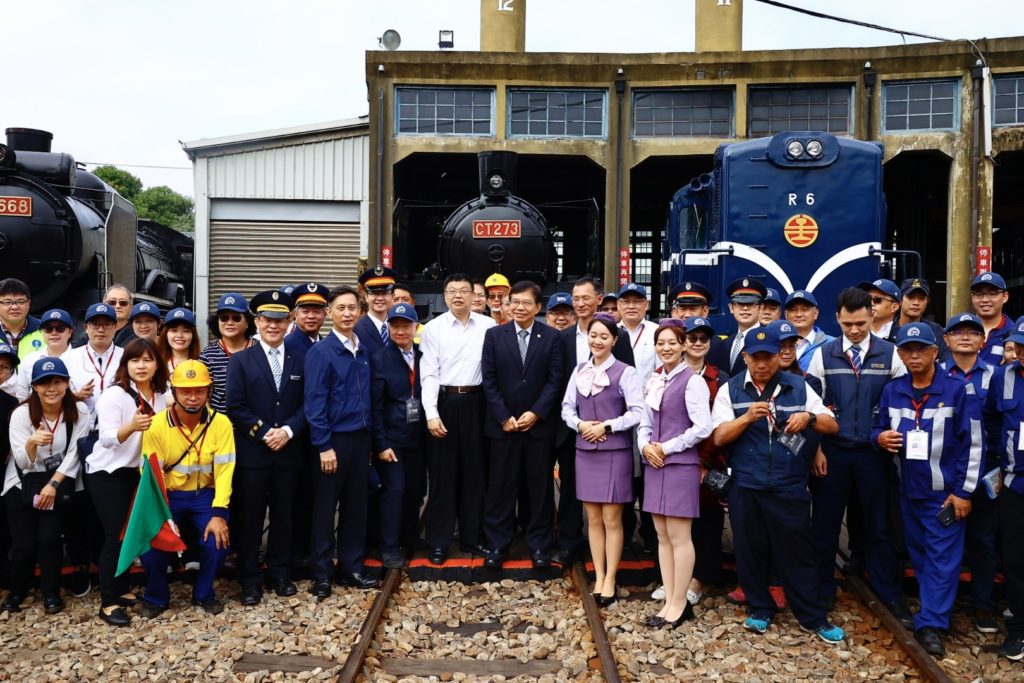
[
  {"xmin": 82, "ymin": 162, "xmax": 191, "ymax": 171},
  {"xmin": 753, "ymin": 0, "xmax": 950, "ymax": 43}
]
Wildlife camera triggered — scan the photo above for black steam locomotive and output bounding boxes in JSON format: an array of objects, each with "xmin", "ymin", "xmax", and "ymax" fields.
[{"xmin": 0, "ymin": 128, "xmax": 193, "ymax": 318}]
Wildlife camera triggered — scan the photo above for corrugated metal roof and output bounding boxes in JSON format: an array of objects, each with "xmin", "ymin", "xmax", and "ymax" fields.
[
  {"xmin": 182, "ymin": 116, "xmax": 368, "ymax": 154},
  {"xmin": 205, "ymin": 136, "xmax": 368, "ymax": 201}
]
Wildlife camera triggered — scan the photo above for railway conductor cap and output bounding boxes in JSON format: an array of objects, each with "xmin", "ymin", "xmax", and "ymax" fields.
[
  {"xmin": 726, "ymin": 278, "xmax": 767, "ymax": 304},
  {"xmin": 670, "ymin": 281, "xmax": 711, "ymax": 307},
  {"xmin": 293, "ymin": 282, "xmax": 329, "ymax": 308},
  {"xmin": 249, "ymin": 290, "xmax": 294, "ymax": 319},
  {"xmin": 359, "ymin": 266, "xmax": 398, "ymax": 292}
]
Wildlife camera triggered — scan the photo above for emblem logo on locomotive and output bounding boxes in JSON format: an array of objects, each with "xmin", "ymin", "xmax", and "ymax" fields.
[{"xmin": 783, "ymin": 214, "xmax": 819, "ymax": 248}]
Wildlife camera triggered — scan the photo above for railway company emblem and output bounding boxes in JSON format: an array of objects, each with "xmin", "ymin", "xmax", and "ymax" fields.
[
  {"xmin": 908, "ymin": 327, "xmax": 921, "ymax": 337},
  {"xmin": 186, "ymin": 369, "xmax": 197, "ymax": 379},
  {"xmin": 756, "ymin": 332, "xmax": 766, "ymax": 340},
  {"xmin": 783, "ymin": 214, "xmax": 819, "ymax": 248}
]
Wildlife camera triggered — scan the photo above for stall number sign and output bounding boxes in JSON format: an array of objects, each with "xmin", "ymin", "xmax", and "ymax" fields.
[
  {"xmin": 473, "ymin": 220, "xmax": 521, "ymax": 238},
  {"xmin": 0, "ymin": 197, "xmax": 31, "ymax": 216}
]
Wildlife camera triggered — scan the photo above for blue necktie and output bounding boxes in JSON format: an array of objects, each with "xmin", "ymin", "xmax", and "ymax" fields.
[
  {"xmin": 518, "ymin": 329, "xmax": 529, "ymax": 364},
  {"xmin": 380, "ymin": 323, "xmax": 389, "ymax": 345},
  {"xmin": 269, "ymin": 347, "xmax": 282, "ymax": 390},
  {"xmin": 849, "ymin": 344, "xmax": 862, "ymax": 374}
]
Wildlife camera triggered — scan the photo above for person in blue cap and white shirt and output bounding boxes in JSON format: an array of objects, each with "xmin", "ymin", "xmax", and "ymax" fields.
[
  {"xmin": 759, "ymin": 288, "xmax": 782, "ymax": 325},
  {"xmin": 857, "ymin": 278, "xmax": 902, "ymax": 342},
  {"xmin": 941, "ymin": 312, "xmax": 1000, "ymax": 633},
  {"xmin": 783, "ymin": 290, "xmax": 833, "ymax": 372},
  {"xmin": 711, "ymin": 324, "xmax": 845, "ymax": 644},
  {"xmin": 545, "ymin": 292, "xmax": 576, "ymax": 332},
  {"xmin": 874, "ymin": 322, "xmax": 983, "ymax": 658},
  {"xmin": 200, "ymin": 293, "xmax": 256, "ymax": 414},
  {"xmin": 62, "ymin": 304, "xmax": 124, "ymax": 425},
  {"xmin": 985, "ymin": 314, "xmax": 1024, "ymax": 661},
  {"xmin": 971, "ymin": 272, "xmax": 1014, "ymax": 368},
  {"xmin": 157, "ymin": 307, "xmax": 200, "ymax": 374},
  {"xmin": 6, "ymin": 309, "xmax": 74, "ymax": 401},
  {"xmin": 128, "ymin": 302, "xmax": 161, "ymax": 343}
]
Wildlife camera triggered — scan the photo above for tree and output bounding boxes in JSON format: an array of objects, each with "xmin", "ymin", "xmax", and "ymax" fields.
[
  {"xmin": 92, "ymin": 165, "xmax": 143, "ymax": 202},
  {"xmin": 135, "ymin": 185, "xmax": 195, "ymax": 233}
]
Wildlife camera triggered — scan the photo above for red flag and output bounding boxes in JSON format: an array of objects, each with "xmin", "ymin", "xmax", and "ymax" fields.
[{"xmin": 116, "ymin": 453, "xmax": 186, "ymax": 575}]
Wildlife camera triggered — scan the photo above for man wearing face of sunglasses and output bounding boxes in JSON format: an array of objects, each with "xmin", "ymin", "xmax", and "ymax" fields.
[
  {"xmin": 101, "ymin": 284, "xmax": 136, "ymax": 348},
  {"xmin": 856, "ymin": 278, "xmax": 902, "ymax": 343}
]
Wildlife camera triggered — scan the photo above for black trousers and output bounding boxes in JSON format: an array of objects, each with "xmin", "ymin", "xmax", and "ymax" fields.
[
  {"xmin": 232, "ymin": 466, "xmax": 298, "ymax": 590},
  {"xmin": 483, "ymin": 434, "xmax": 555, "ymax": 552},
  {"xmin": 424, "ymin": 392, "xmax": 486, "ymax": 550},
  {"xmin": 86, "ymin": 468, "xmax": 140, "ymax": 607},
  {"xmin": 4, "ymin": 489, "xmax": 64, "ymax": 596},
  {"xmin": 64, "ymin": 488, "xmax": 102, "ymax": 570},
  {"xmin": 555, "ymin": 436, "xmax": 585, "ymax": 553},
  {"xmin": 692, "ymin": 502, "xmax": 725, "ymax": 585},
  {"xmin": 729, "ymin": 485, "xmax": 827, "ymax": 629},
  {"xmin": 375, "ymin": 444, "xmax": 427, "ymax": 552},
  {"xmin": 310, "ymin": 430, "xmax": 370, "ymax": 580},
  {"xmin": 291, "ymin": 446, "xmax": 315, "ymax": 562},
  {"xmin": 1000, "ymin": 487, "xmax": 1024, "ymax": 639}
]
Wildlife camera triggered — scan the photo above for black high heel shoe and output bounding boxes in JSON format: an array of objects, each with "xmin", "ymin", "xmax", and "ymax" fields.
[
  {"xmin": 645, "ymin": 614, "xmax": 666, "ymax": 627},
  {"xmin": 596, "ymin": 586, "xmax": 618, "ymax": 608},
  {"xmin": 664, "ymin": 601, "xmax": 695, "ymax": 629}
]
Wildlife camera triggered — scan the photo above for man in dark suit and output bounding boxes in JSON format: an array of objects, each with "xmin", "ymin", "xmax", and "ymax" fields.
[
  {"xmin": 370, "ymin": 303, "xmax": 427, "ymax": 569},
  {"xmin": 226, "ymin": 290, "xmax": 307, "ymax": 605},
  {"xmin": 480, "ymin": 281, "xmax": 564, "ymax": 568},
  {"xmin": 285, "ymin": 282, "xmax": 329, "ymax": 354},
  {"xmin": 354, "ymin": 266, "xmax": 397, "ymax": 357},
  {"xmin": 708, "ymin": 278, "xmax": 768, "ymax": 377},
  {"xmin": 552, "ymin": 275, "xmax": 634, "ymax": 566}
]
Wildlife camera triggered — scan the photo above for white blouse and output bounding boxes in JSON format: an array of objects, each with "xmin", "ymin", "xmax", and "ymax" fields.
[
  {"xmin": 3, "ymin": 403, "xmax": 90, "ymax": 496},
  {"xmin": 87, "ymin": 384, "xmax": 169, "ymax": 474}
]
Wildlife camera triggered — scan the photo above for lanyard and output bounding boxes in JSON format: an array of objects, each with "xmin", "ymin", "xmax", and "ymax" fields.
[
  {"xmin": 408, "ymin": 362, "xmax": 416, "ymax": 398},
  {"xmin": 136, "ymin": 387, "xmax": 156, "ymax": 416},
  {"xmin": 630, "ymin": 325, "xmax": 645, "ymax": 350},
  {"xmin": 86, "ymin": 348, "xmax": 113, "ymax": 391},
  {"xmin": 41, "ymin": 412, "xmax": 62, "ymax": 457},
  {"xmin": 171, "ymin": 409, "xmax": 211, "ymax": 469},
  {"xmin": 750, "ymin": 381, "xmax": 777, "ymax": 426},
  {"xmin": 910, "ymin": 395, "xmax": 931, "ymax": 429}
]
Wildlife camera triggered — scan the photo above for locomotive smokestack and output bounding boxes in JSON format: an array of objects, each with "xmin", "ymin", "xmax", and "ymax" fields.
[
  {"xmin": 695, "ymin": 0, "xmax": 743, "ymax": 53},
  {"xmin": 480, "ymin": 0, "xmax": 526, "ymax": 52},
  {"xmin": 6, "ymin": 128, "xmax": 54, "ymax": 153},
  {"xmin": 478, "ymin": 151, "xmax": 518, "ymax": 198}
]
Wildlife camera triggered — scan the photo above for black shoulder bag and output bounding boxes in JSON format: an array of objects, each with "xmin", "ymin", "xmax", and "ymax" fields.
[
  {"xmin": 161, "ymin": 416, "xmax": 213, "ymax": 475},
  {"xmin": 18, "ymin": 419, "xmax": 76, "ymax": 509}
]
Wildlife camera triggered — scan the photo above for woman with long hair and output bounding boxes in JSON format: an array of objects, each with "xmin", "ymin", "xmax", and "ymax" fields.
[
  {"xmin": 638, "ymin": 321, "xmax": 712, "ymax": 629},
  {"xmin": 157, "ymin": 307, "xmax": 201, "ymax": 374},
  {"xmin": 1, "ymin": 357, "xmax": 89, "ymax": 614},
  {"xmin": 560, "ymin": 313, "xmax": 644, "ymax": 607},
  {"xmin": 199, "ymin": 293, "xmax": 255, "ymax": 413},
  {"xmin": 87, "ymin": 338, "xmax": 169, "ymax": 625}
]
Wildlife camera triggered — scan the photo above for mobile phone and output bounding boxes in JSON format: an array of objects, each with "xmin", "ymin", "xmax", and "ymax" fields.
[
  {"xmin": 936, "ymin": 503, "xmax": 956, "ymax": 527},
  {"xmin": 32, "ymin": 495, "xmax": 54, "ymax": 511}
]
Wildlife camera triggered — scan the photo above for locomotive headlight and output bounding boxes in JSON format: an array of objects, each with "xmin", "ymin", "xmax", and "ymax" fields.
[
  {"xmin": 488, "ymin": 173, "xmax": 505, "ymax": 190},
  {"xmin": 805, "ymin": 139, "xmax": 824, "ymax": 158},
  {"xmin": 786, "ymin": 140, "xmax": 805, "ymax": 159}
]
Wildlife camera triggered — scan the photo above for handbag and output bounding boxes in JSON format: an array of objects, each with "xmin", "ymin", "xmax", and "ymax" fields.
[
  {"xmin": 703, "ymin": 468, "xmax": 733, "ymax": 498},
  {"xmin": 17, "ymin": 419, "xmax": 75, "ymax": 509},
  {"xmin": 77, "ymin": 430, "xmax": 99, "ymax": 466}
]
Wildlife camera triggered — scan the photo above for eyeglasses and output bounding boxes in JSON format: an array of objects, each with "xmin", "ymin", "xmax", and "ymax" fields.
[
  {"xmin": 508, "ymin": 298, "xmax": 536, "ymax": 308},
  {"xmin": 971, "ymin": 290, "xmax": 1004, "ymax": 299},
  {"xmin": 104, "ymin": 299, "xmax": 131, "ymax": 307},
  {"xmin": 947, "ymin": 328, "xmax": 984, "ymax": 337},
  {"xmin": 870, "ymin": 296, "xmax": 896, "ymax": 305},
  {"xmin": 218, "ymin": 313, "xmax": 244, "ymax": 323},
  {"xmin": 0, "ymin": 299, "xmax": 28, "ymax": 307},
  {"xmin": 598, "ymin": 305, "xmax": 617, "ymax": 312},
  {"xmin": 486, "ymin": 293, "xmax": 506, "ymax": 301},
  {"xmin": 87, "ymin": 320, "xmax": 115, "ymax": 329},
  {"xmin": 686, "ymin": 334, "xmax": 711, "ymax": 344},
  {"xmin": 444, "ymin": 288, "xmax": 472, "ymax": 296},
  {"xmin": 41, "ymin": 325, "xmax": 69, "ymax": 333}
]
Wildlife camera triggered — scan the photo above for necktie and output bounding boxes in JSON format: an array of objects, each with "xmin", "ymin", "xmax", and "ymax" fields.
[
  {"xmin": 403, "ymin": 350, "xmax": 414, "ymax": 370},
  {"xmin": 269, "ymin": 347, "xmax": 282, "ymax": 390},
  {"xmin": 380, "ymin": 323, "xmax": 389, "ymax": 345},
  {"xmin": 849, "ymin": 344, "xmax": 862, "ymax": 374},
  {"xmin": 730, "ymin": 330, "xmax": 745, "ymax": 367},
  {"xmin": 518, "ymin": 329, "xmax": 529, "ymax": 364}
]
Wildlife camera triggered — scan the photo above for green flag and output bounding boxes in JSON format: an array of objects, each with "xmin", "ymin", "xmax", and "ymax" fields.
[{"xmin": 116, "ymin": 453, "xmax": 186, "ymax": 576}]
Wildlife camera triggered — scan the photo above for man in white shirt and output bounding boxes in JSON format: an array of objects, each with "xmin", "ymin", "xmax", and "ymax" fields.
[
  {"xmin": 784, "ymin": 291, "xmax": 834, "ymax": 373},
  {"xmin": 62, "ymin": 303, "xmax": 124, "ymax": 426},
  {"xmin": 420, "ymin": 272, "xmax": 496, "ymax": 565}
]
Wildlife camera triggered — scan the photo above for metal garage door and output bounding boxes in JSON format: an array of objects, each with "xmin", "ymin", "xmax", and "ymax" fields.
[{"xmin": 209, "ymin": 220, "xmax": 359, "ymax": 312}]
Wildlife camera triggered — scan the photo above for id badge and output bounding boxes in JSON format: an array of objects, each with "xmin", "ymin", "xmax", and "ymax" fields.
[
  {"xmin": 405, "ymin": 397, "xmax": 422, "ymax": 424},
  {"xmin": 42, "ymin": 455, "xmax": 60, "ymax": 470},
  {"xmin": 906, "ymin": 429, "xmax": 929, "ymax": 460},
  {"xmin": 777, "ymin": 431, "xmax": 806, "ymax": 455}
]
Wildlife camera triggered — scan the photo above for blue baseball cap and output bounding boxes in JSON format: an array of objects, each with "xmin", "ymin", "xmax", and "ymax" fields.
[
  {"xmin": 40, "ymin": 309, "xmax": 73, "ymax": 329},
  {"xmin": 387, "ymin": 303, "xmax": 418, "ymax": 323},
  {"xmin": 971, "ymin": 272, "xmax": 1007, "ymax": 291},
  {"xmin": 766, "ymin": 319, "xmax": 800, "ymax": 342},
  {"xmin": 785, "ymin": 290, "xmax": 818, "ymax": 308},
  {"xmin": 1008, "ymin": 316, "xmax": 1024, "ymax": 345},
  {"xmin": 944, "ymin": 312, "xmax": 983, "ymax": 334},
  {"xmin": 617, "ymin": 282, "xmax": 647, "ymax": 298},
  {"xmin": 857, "ymin": 278, "xmax": 901, "ymax": 302},
  {"xmin": 164, "ymin": 307, "xmax": 196, "ymax": 327},
  {"xmin": 84, "ymin": 303, "xmax": 117, "ymax": 323},
  {"xmin": 31, "ymin": 357, "xmax": 70, "ymax": 384},
  {"xmin": 0, "ymin": 343, "xmax": 18, "ymax": 366},
  {"xmin": 683, "ymin": 316, "xmax": 715, "ymax": 336},
  {"xmin": 129, "ymin": 302, "xmax": 161, "ymax": 322},
  {"xmin": 900, "ymin": 278, "xmax": 931, "ymax": 297},
  {"xmin": 216, "ymin": 292, "xmax": 248, "ymax": 313},
  {"xmin": 763, "ymin": 288, "xmax": 782, "ymax": 305},
  {"xmin": 743, "ymin": 326, "xmax": 779, "ymax": 355},
  {"xmin": 895, "ymin": 322, "xmax": 937, "ymax": 347},
  {"xmin": 546, "ymin": 292, "xmax": 573, "ymax": 311}
]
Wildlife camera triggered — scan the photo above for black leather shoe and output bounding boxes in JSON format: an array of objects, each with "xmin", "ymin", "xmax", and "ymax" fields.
[
  {"xmin": 309, "ymin": 580, "xmax": 332, "ymax": 601},
  {"xmin": 116, "ymin": 593, "xmax": 140, "ymax": 608},
  {"xmin": 887, "ymin": 601, "xmax": 915, "ymax": 630},
  {"xmin": 139, "ymin": 601, "xmax": 167, "ymax": 619},
  {"xmin": 483, "ymin": 549, "xmax": 506, "ymax": 569},
  {"xmin": 842, "ymin": 555, "xmax": 865, "ymax": 576},
  {"xmin": 240, "ymin": 587, "xmax": 262, "ymax": 606},
  {"xmin": 664, "ymin": 601, "xmax": 695, "ymax": 630},
  {"xmin": 274, "ymin": 579, "xmax": 298, "ymax": 597},
  {"xmin": 427, "ymin": 547, "xmax": 447, "ymax": 565},
  {"xmin": 98, "ymin": 606, "xmax": 131, "ymax": 626},
  {"xmin": 915, "ymin": 626, "xmax": 945, "ymax": 657},
  {"xmin": 1, "ymin": 592, "xmax": 24, "ymax": 613},
  {"xmin": 381, "ymin": 550, "xmax": 405, "ymax": 570},
  {"xmin": 43, "ymin": 593, "xmax": 65, "ymax": 614},
  {"xmin": 194, "ymin": 597, "xmax": 224, "ymax": 615},
  {"xmin": 596, "ymin": 588, "xmax": 618, "ymax": 608},
  {"xmin": 460, "ymin": 543, "xmax": 488, "ymax": 556},
  {"xmin": 551, "ymin": 549, "xmax": 578, "ymax": 567},
  {"xmin": 531, "ymin": 549, "xmax": 551, "ymax": 569},
  {"xmin": 335, "ymin": 571, "xmax": 379, "ymax": 589}
]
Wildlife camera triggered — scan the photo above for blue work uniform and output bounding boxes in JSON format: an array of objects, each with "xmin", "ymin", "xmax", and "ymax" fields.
[{"xmin": 980, "ymin": 314, "xmax": 1013, "ymax": 368}]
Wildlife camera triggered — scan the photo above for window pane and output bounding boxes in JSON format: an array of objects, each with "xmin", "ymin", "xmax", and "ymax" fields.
[
  {"xmin": 396, "ymin": 87, "xmax": 493, "ymax": 136},
  {"xmin": 747, "ymin": 86, "xmax": 850, "ymax": 136},
  {"xmin": 508, "ymin": 89, "xmax": 606, "ymax": 137},
  {"xmin": 993, "ymin": 76, "xmax": 1024, "ymax": 127},
  {"xmin": 883, "ymin": 80, "xmax": 958, "ymax": 132},
  {"xmin": 632, "ymin": 88, "xmax": 733, "ymax": 137}
]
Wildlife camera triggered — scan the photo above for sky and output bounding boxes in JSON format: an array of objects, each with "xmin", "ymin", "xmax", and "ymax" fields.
[{"xmin": 5, "ymin": 0, "xmax": 1022, "ymax": 197}]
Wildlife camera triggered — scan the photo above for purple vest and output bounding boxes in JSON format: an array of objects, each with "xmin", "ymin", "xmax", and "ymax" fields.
[
  {"xmin": 575, "ymin": 360, "xmax": 632, "ymax": 451},
  {"xmin": 650, "ymin": 367, "xmax": 700, "ymax": 466}
]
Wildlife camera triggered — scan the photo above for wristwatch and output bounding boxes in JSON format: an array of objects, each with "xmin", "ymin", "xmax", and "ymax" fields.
[
  {"xmin": 48, "ymin": 479, "xmax": 60, "ymax": 489},
  {"xmin": 806, "ymin": 413, "xmax": 817, "ymax": 427},
  {"xmin": 604, "ymin": 424, "xmax": 613, "ymax": 434}
]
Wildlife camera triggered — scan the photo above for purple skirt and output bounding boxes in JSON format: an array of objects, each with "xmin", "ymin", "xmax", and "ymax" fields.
[
  {"xmin": 642, "ymin": 462, "xmax": 700, "ymax": 518},
  {"xmin": 575, "ymin": 447, "xmax": 634, "ymax": 504}
]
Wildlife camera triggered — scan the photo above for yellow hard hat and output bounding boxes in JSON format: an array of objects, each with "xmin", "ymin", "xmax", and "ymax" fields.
[
  {"xmin": 485, "ymin": 273, "xmax": 510, "ymax": 290},
  {"xmin": 171, "ymin": 360, "xmax": 212, "ymax": 388}
]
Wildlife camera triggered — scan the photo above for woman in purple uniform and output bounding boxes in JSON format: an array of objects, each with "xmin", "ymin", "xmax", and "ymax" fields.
[
  {"xmin": 561, "ymin": 313, "xmax": 644, "ymax": 607},
  {"xmin": 637, "ymin": 321, "xmax": 712, "ymax": 628}
]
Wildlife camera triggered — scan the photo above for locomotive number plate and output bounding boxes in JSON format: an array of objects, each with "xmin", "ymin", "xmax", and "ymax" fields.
[
  {"xmin": 473, "ymin": 220, "xmax": 521, "ymax": 238},
  {"xmin": 0, "ymin": 196, "xmax": 32, "ymax": 217}
]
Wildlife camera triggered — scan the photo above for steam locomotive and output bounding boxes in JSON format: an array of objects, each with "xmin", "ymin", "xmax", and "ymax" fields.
[{"xmin": 0, "ymin": 128, "xmax": 193, "ymax": 318}]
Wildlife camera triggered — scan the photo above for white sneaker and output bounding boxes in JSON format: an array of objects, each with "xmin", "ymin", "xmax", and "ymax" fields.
[
  {"xmin": 686, "ymin": 589, "xmax": 702, "ymax": 605},
  {"xmin": 651, "ymin": 586, "xmax": 666, "ymax": 601},
  {"xmin": 1004, "ymin": 607, "xmax": 1015, "ymax": 619}
]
